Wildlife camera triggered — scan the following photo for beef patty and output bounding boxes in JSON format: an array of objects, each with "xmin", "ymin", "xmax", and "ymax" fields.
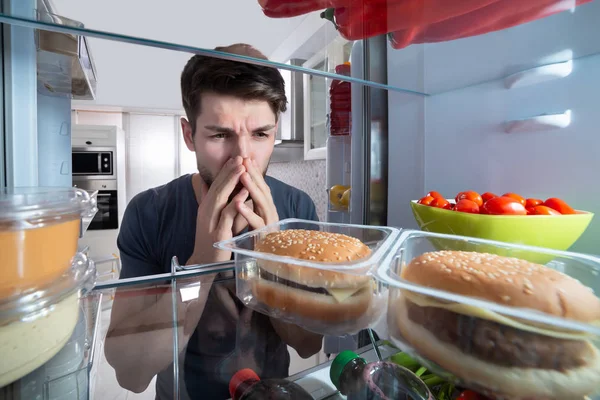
[
  {"xmin": 405, "ymin": 300, "xmax": 589, "ymax": 371},
  {"xmin": 258, "ymin": 269, "xmax": 331, "ymax": 295}
]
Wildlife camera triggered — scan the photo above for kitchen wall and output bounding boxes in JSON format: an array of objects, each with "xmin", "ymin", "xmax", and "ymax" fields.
[{"xmin": 268, "ymin": 160, "xmax": 327, "ymax": 222}]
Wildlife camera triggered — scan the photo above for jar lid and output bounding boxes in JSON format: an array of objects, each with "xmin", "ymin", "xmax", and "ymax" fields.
[
  {"xmin": 229, "ymin": 368, "xmax": 260, "ymax": 399},
  {"xmin": 0, "ymin": 187, "xmax": 97, "ymax": 225},
  {"xmin": 0, "ymin": 252, "xmax": 96, "ymax": 325},
  {"xmin": 330, "ymin": 350, "xmax": 363, "ymax": 389}
]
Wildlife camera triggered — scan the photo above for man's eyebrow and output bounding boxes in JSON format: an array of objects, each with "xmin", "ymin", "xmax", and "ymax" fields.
[
  {"xmin": 252, "ymin": 124, "xmax": 276, "ymax": 133},
  {"xmin": 204, "ymin": 125, "xmax": 235, "ymax": 134},
  {"xmin": 203, "ymin": 124, "xmax": 276, "ymax": 134}
]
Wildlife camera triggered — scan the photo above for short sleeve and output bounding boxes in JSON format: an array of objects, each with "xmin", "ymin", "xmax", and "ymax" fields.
[{"xmin": 116, "ymin": 192, "xmax": 163, "ymax": 279}]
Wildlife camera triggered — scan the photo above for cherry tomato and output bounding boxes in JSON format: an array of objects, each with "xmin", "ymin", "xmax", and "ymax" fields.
[
  {"xmin": 525, "ymin": 198, "xmax": 543, "ymax": 208},
  {"xmin": 483, "ymin": 196, "xmax": 527, "ymax": 215},
  {"xmin": 455, "ymin": 191, "xmax": 483, "ymax": 207},
  {"xmin": 430, "ymin": 197, "xmax": 450, "ymax": 209},
  {"xmin": 457, "ymin": 390, "xmax": 485, "ymax": 400},
  {"xmin": 481, "ymin": 192, "xmax": 497, "ymax": 203},
  {"xmin": 454, "ymin": 199, "xmax": 480, "ymax": 214},
  {"xmin": 417, "ymin": 195, "xmax": 435, "ymax": 206},
  {"xmin": 532, "ymin": 205, "xmax": 561, "ymax": 215},
  {"xmin": 544, "ymin": 197, "xmax": 576, "ymax": 215},
  {"xmin": 502, "ymin": 192, "xmax": 526, "ymax": 206},
  {"xmin": 443, "ymin": 202, "xmax": 454, "ymax": 210},
  {"xmin": 427, "ymin": 191, "xmax": 444, "ymax": 199},
  {"xmin": 526, "ymin": 207, "xmax": 535, "ymax": 215}
]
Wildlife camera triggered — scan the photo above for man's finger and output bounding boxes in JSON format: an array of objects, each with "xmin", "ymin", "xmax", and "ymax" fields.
[
  {"xmin": 240, "ymin": 171, "xmax": 268, "ymax": 208},
  {"xmin": 233, "ymin": 205, "xmax": 249, "ymax": 235},
  {"xmin": 205, "ymin": 165, "xmax": 245, "ymax": 229},
  {"xmin": 217, "ymin": 188, "xmax": 249, "ymax": 234},
  {"xmin": 236, "ymin": 201, "xmax": 265, "ymax": 230},
  {"xmin": 244, "ymin": 158, "xmax": 270, "ymax": 194},
  {"xmin": 211, "ymin": 156, "xmax": 243, "ymax": 190}
]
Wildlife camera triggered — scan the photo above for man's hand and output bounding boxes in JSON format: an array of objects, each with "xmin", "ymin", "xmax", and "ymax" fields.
[
  {"xmin": 237, "ymin": 158, "xmax": 279, "ymax": 230},
  {"xmin": 187, "ymin": 156, "xmax": 249, "ymax": 265}
]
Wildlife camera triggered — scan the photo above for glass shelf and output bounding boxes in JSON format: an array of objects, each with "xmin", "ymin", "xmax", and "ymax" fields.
[
  {"xmin": 3, "ymin": 1, "xmax": 600, "ymax": 96},
  {"xmin": 0, "ymin": 11, "xmax": 424, "ymax": 96}
]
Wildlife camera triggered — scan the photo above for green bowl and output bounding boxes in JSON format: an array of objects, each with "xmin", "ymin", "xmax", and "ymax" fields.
[{"xmin": 410, "ymin": 200, "xmax": 594, "ymax": 264}]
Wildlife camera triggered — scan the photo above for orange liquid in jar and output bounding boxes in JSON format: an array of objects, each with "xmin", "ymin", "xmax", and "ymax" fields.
[{"xmin": 0, "ymin": 217, "xmax": 80, "ymax": 298}]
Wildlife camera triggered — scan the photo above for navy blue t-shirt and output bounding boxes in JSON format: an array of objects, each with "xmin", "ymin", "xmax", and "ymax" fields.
[{"xmin": 116, "ymin": 174, "xmax": 318, "ymax": 399}]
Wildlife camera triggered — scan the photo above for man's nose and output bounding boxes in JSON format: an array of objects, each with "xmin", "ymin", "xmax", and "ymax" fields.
[{"xmin": 232, "ymin": 136, "xmax": 250, "ymax": 159}]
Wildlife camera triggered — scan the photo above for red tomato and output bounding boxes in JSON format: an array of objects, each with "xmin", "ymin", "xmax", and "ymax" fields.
[
  {"xmin": 444, "ymin": 202, "xmax": 454, "ymax": 210},
  {"xmin": 430, "ymin": 197, "xmax": 450, "ymax": 209},
  {"xmin": 525, "ymin": 198, "xmax": 543, "ymax": 208},
  {"xmin": 502, "ymin": 192, "xmax": 526, "ymax": 206},
  {"xmin": 457, "ymin": 390, "xmax": 485, "ymax": 400},
  {"xmin": 454, "ymin": 199, "xmax": 480, "ymax": 214},
  {"xmin": 481, "ymin": 192, "xmax": 497, "ymax": 203},
  {"xmin": 455, "ymin": 191, "xmax": 483, "ymax": 207},
  {"xmin": 427, "ymin": 191, "xmax": 444, "ymax": 199},
  {"xmin": 544, "ymin": 197, "xmax": 576, "ymax": 215},
  {"xmin": 526, "ymin": 207, "xmax": 535, "ymax": 215},
  {"xmin": 532, "ymin": 205, "xmax": 561, "ymax": 215},
  {"xmin": 417, "ymin": 195, "xmax": 435, "ymax": 206},
  {"xmin": 483, "ymin": 196, "xmax": 527, "ymax": 215}
]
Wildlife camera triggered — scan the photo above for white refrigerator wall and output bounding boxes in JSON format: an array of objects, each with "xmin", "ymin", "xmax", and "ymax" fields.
[{"xmin": 387, "ymin": 5, "xmax": 600, "ymax": 256}]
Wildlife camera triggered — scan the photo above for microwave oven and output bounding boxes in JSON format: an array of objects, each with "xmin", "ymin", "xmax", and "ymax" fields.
[{"xmin": 72, "ymin": 146, "xmax": 115, "ymax": 179}]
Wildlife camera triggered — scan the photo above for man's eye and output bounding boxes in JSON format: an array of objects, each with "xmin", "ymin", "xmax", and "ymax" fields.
[
  {"xmin": 254, "ymin": 132, "xmax": 269, "ymax": 138},
  {"xmin": 211, "ymin": 134, "xmax": 227, "ymax": 139}
]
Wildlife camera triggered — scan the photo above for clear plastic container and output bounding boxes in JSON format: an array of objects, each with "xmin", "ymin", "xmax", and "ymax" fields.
[
  {"xmin": 214, "ymin": 218, "xmax": 400, "ymax": 336},
  {"xmin": 0, "ymin": 187, "xmax": 97, "ymax": 297},
  {"xmin": 0, "ymin": 252, "xmax": 96, "ymax": 387},
  {"xmin": 376, "ymin": 230, "xmax": 600, "ymax": 400}
]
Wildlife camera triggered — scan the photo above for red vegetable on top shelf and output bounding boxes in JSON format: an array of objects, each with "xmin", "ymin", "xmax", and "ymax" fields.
[
  {"xmin": 258, "ymin": 0, "xmax": 345, "ymax": 18},
  {"xmin": 388, "ymin": 0, "xmax": 592, "ymax": 49},
  {"xmin": 259, "ymin": 0, "xmax": 592, "ymax": 52}
]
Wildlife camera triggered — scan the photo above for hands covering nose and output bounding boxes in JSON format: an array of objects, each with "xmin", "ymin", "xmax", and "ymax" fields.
[
  {"xmin": 188, "ymin": 156, "xmax": 279, "ymax": 265},
  {"xmin": 235, "ymin": 157, "xmax": 279, "ymax": 230}
]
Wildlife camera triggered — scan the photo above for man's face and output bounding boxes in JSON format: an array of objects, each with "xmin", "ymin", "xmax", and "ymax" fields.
[{"xmin": 181, "ymin": 92, "xmax": 277, "ymax": 194}]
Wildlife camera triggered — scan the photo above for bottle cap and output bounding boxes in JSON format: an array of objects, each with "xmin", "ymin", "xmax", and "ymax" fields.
[
  {"xmin": 330, "ymin": 350, "xmax": 363, "ymax": 389},
  {"xmin": 229, "ymin": 368, "xmax": 260, "ymax": 400}
]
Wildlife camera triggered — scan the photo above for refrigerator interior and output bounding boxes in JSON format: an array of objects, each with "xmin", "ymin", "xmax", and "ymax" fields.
[{"xmin": 386, "ymin": 1, "xmax": 600, "ymax": 256}]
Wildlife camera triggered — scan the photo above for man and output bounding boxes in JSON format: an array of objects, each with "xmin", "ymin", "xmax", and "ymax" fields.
[{"xmin": 104, "ymin": 43, "xmax": 323, "ymax": 399}]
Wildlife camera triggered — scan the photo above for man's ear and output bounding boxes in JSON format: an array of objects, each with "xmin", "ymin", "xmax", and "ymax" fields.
[{"xmin": 181, "ymin": 117, "xmax": 195, "ymax": 151}]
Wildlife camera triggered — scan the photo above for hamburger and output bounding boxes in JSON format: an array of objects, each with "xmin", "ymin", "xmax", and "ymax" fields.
[
  {"xmin": 251, "ymin": 229, "xmax": 375, "ymax": 327},
  {"xmin": 394, "ymin": 250, "xmax": 600, "ymax": 399}
]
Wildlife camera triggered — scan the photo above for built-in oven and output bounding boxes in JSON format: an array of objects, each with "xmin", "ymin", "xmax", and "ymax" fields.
[
  {"xmin": 73, "ymin": 179, "xmax": 119, "ymax": 230},
  {"xmin": 72, "ymin": 146, "xmax": 116, "ymax": 179}
]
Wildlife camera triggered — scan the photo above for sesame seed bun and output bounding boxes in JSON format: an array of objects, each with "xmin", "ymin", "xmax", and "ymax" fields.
[
  {"xmin": 254, "ymin": 229, "xmax": 372, "ymax": 289},
  {"xmin": 401, "ymin": 250, "xmax": 600, "ymax": 322},
  {"xmin": 249, "ymin": 229, "xmax": 380, "ymax": 332},
  {"xmin": 251, "ymin": 279, "xmax": 373, "ymax": 323},
  {"xmin": 393, "ymin": 250, "xmax": 600, "ymax": 399}
]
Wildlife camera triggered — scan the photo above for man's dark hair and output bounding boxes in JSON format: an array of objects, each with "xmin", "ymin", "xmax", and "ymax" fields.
[{"xmin": 181, "ymin": 43, "xmax": 287, "ymax": 135}]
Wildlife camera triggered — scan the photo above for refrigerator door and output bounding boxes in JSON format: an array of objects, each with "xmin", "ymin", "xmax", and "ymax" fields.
[{"xmin": 386, "ymin": 1, "xmax": 600, "ymax": 256}]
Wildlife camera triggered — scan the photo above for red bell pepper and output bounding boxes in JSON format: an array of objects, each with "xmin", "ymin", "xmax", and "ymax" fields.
[
  {"xmin": 259, "ymin": 0, "xmax": 349, "ymax": 18},
  {"xmin": 388, "ymin": 0, "xmax": 591, "ymax": 49},
  {"xmin": 321, "ymin": 0, "xmax": 500, "ymax": 41}
]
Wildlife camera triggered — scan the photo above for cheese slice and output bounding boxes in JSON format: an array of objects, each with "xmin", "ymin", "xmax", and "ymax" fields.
[
  {"xmin": 327, "ymin": 287, "xmax": 364, "ymax": 303},
  {"xmin": 403, "ymin": 291, "xmax": 595, "ymax": 341}
]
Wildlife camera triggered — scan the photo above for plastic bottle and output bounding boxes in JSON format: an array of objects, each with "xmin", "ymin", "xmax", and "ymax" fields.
[
  {"xmin": 229, "ymin": 368, "xmax": 313, "ymax": 400},
  {"xmin": 329, "ymin": 62, "xmax": 352, "ymax": 136},
  {"xmin": 330, "ymin": 350, "xmax": 434, "ymax": 400}
]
